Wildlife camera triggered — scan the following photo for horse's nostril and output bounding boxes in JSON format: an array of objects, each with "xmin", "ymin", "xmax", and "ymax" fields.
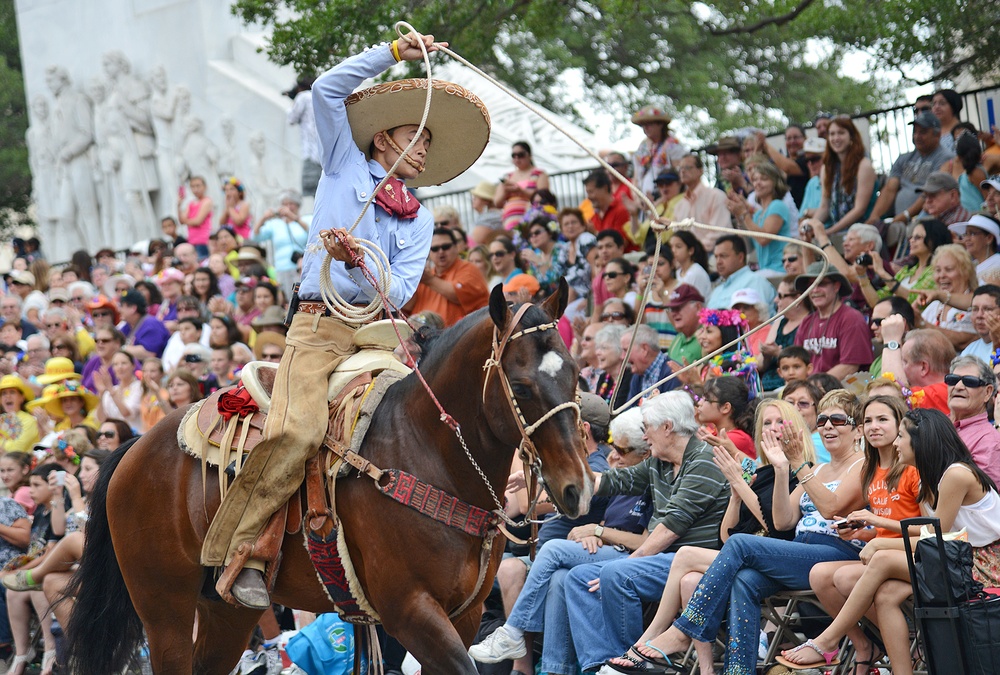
[{"xmin": 562, "ymin": 484, "xmax": 580, "ymax": 516}]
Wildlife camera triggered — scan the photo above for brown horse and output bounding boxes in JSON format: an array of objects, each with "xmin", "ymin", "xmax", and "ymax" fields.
[{"xmin": 66, "ymin": 281, "xmax": 592, "ymax": 675}]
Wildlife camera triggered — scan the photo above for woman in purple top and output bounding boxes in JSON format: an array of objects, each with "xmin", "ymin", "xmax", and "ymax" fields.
[{"xmin": 80, "ymin": 326, "xmax": 125, "ymax": 391}]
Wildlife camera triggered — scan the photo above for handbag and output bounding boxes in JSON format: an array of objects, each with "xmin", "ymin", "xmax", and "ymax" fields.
[
  {"xmin": 914, "ymin": 535, "xmax": 983, "ymax": 606},
  {"xmin": 285, "ymin": 613, "xmax": 355, "ymax": 675}
]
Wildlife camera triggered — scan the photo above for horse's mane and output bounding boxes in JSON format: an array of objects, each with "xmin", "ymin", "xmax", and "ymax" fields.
[{"xmin": 413, "ymin": 302, "xmax": 554, "ymax": 375}]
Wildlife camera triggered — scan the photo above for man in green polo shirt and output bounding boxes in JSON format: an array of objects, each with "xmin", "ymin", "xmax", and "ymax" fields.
[{"xmin": 665, "ymin": 284, "xmax": 703, "ymax": 367}]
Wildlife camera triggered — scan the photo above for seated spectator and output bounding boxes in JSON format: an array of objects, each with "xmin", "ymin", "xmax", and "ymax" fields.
[
  {"xmin": 869, "ymin": 296, "xmax": 916, "ymax": 376},
  {"xmin": 94, "ymin": 350, "xmax": 142, "ymax": 432},
  {"xmin": 797, "ymin": 137, "xmax": 827, "ymax": 219},
  {"xmin": 521, "ymin": 217, "xmax": 568, "ymax": 298},
  {"xmin": 866, "ymin": 111, "xmax": 953, "ymax": 228},
  {"xmin": 601, "ymin": 257, "xmax": 637, "ymax": 309},
  {"xmin": 584, "ymin": 170, "xmax": 633, "ymax": 251},
  {"xmin": 781, "ymin": 379, "xmax": 828, "ymax": 462},
  {"xmin": 673, "ymin": 155, "xmax": 732, "ymax": 251},
  {"xmin": 576, "ymin": 323, "xmax": 605, "ymax": 393},
  {"xmin": 693, "ymin": 375, "xmax": 756, "ymax": 458},
  {"xmin": 468, "ymin": 245, "xmax": 500, "ymax": 290},
  {"xmin": 918, "ymin": 244, "xmax": 979, "ymax": 349},
  {"xmin": 164, "ymin": 369, "xmax": 203, "ymax": 410},
  {"xmin": 591, "ymin": 230, "xmax": 626, "ymax": 307},
  {"xmin": 181, "ymin": 344, "xmax": 219, "ymax": 397},
  {"xmin": 759, "ymin": 278, "xmax": 812, "ymax": 390},
  {"xmin": 815, "ymin": 117, "xmax": 878, "ymax": 234},
  {"xmin": 782, "ymin": 242, "xmax": 810, "ymax": 276},
  {"xmin": 502, "ymin": 273, "xmax": 541, "ymax": 304},
  {"xmin": 139, "ymin": 358, "xmax": 168, "ymax": 432},
  {"xmin": 190, "ymin": 266, "xmax": 222, "ymax": 308},
  {"xmin": 949, "ymin": 213, "xmax": 1000, "ymax": 283},
  {"xmin": 469, "ymin": 181, "xmax": 502, "ymax": 241},
  {"xmin": 597, "ymin": 298, "xmax": 635, "ymax": 327},
  {"xmin": 631, "ymin": 105, "xmax": 688, "ymax": 197},
  {"xmin": 608, "ymin": 389, "xmax": 867, "ymax": 675},
  {"xmin": 636, "ymin": 249, "xmax": 680, "ymax": 350},
  {"xmin": 919, "ymin": 172, "xmax": 971, "ymax": 227},
  {"xmin": 731, "ymin": 288, "xmax": 766, "ymax": 355},
  {"xmin": 80, "ymin": 326, "xmax": 125, "ymax": 393},
  {"xmin": 470, "ymin": 405, "xmax": 650, "ymax": 675},
  {"xmin": 487, "ymin": 236, "xmax": 526, "ymax": 290},
  {"xmin": 706, "ymin": 234, "xmax": 776, "ymax": 311},
  {"xmin": 664, "ymin": 284, "xmax": 704, "ymax": 368},
  {"xmin": 879, "ymin": 316, "xmax": 955, "ymax": 413},
  {"xmin": 778, "ymin": 409, "xmax": 1000, "ymax": 675},
  {"xmin": 982, "ymin": 174, "xmax": 1000, "ymax": 219},
  {"xmin": 682, "ymin": 308, "xmax": 752, "ymax": 385},
  {"xmin": 727, "ymin": 160, "xmax": 794, "ymax": 275},
  {"xmin": 794, "ymin": 263, "xmax": 874, "ymax": 379},
  {"xmin": 776, "ymin": 345, "xmax": 812, "ymax": 385},
  {"xmin": 40, "ymin": 306, "xmax": 94, "ymax": 362},
  {"xmin": 29, "ymin": 380, "xmax": 100, "ymax": 433},
  {"xmin": 0, "ymin": 376, "xmax": 39, "ymax": 452},
  {"xmin": 947, "ymin": 355, "xmax": 1000, "ymax": 486},
  {"xmin": 669, "ymin": 231, "xmax": 711, "ymax": 300},
  {"xmin": 210, "ymin": 347, "xmax": 239, "ymax": 388},
  {"xmin": 863, "ymin": 218, "xmax": 951, "ymax": 308},
  {"xmin": 96, "ymin": 419, "xmax": 134, "ymax": 451},
  {"xmin": 591, "ymin": 325, "xmax": 630, "ymax": 408},
  {"xmin": 118, "ymin": 289, "xmax": 170, "ymax": 361},
  {"xmin": 621, "ymin": 324, "xmax": 678, "ymax": 404},
  {"xmin": 406, "ymin": 228, "xmax": 489, "ymax": 327},
  {"xmin": 565, "ymin": 391, "xmax": 729, "ymax": 672},
  {"xmin": 557, "ymin": 208, "xmax": 596, "ymax": 304},
  {"xmin": 161, "ymin": 299, "xmax": 212, "ymax": 374},
  {"xmin": 932, "ymin": 88, "xmax": 962, "ymax": 150},
  {"xmin": 962, "ymin": 285, "xmax": 1000, "ymax": 363},
  {"xmin": 710, "ymin": 136, "xmax": 748, "ymax": 195},
  {"xmin": 253, "ymin": 333, "xmax": 286, "ymax": 364},
  {"xmin": 495, "ymin": 141, "xmax": 549, "ymax": 230}
]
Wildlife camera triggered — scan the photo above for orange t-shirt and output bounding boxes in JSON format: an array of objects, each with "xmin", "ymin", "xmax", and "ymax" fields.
[
  {"xmin": 867, "ymin": 463, "xmax": 921, "ymax": 538},
  {"xmin": 409, "ymin": 259, "xmax": 489, "ymax": 327},
  {"xmin": 914, "ymin": 381, "xmax": 950, "ymax": 414}
]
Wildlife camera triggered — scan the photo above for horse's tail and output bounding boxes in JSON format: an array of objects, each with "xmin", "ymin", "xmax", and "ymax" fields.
[{"xmin": 65, "ymin": 438, "xmax": 145, "ymax": 675}]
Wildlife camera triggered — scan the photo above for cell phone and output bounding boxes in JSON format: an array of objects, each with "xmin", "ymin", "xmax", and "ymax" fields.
[
  {"xmin": 178, "ymin": 185, "xmax": 186, "ymax": 199},
  {"xmin": 55, "ymin": 470, "xmax": 66, "ymax": 486},
  {"xmin": 835, "ymin": 520, "xmax": 862, "ymax": 530}
]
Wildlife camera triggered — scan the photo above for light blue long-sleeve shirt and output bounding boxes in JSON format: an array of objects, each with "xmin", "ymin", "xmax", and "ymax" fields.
[{"xmin": 298, "ymin": 44, "xmax": 434, "ymax": 307}]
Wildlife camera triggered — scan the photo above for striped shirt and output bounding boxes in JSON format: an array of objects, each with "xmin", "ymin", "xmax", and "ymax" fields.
[{"xmin": 596, "ymin": 437, "xmax": 729, "ymax": 551}]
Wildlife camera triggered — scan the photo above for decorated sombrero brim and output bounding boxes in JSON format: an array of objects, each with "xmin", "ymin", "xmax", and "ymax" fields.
[
  {"xmin": 27, "ymin": 381, "xmax": 99, "ymax": 419},
  {"xmin": 346, "ymin": 79, "xmax": 491, "ymax": 188}
]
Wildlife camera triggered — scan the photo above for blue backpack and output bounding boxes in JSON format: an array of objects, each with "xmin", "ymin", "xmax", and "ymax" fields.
[{"xmin": 285, "ymin": 613, "xmax": 355, "ymax": 675}]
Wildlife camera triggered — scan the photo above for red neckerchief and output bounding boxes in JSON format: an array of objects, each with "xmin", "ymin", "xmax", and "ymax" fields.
[{"xmin": 374, "ymin": 177, "xmax": 420, "ymax": 220}]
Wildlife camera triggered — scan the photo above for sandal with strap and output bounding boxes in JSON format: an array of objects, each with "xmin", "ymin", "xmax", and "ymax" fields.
[
  {"xmin": 776, "ymin": 639, "xmax": 841, "ymax": 670},
  {"xmin": 41, "ymin": 648, "xmax": 57, "ymax": 675},
  {"xmin": 632, "ymin": 641, "xmax": 676, "ymax": 669},
  {"xmin": 8, "ymin": 648, "xmax": 36, "ymax": 675},
  {"xmin": 605, "ymin": 648, "xmax": 678, "ymax": 675}
]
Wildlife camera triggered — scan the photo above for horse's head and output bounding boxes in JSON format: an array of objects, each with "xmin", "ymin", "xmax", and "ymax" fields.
[{"xmin": 485, "ymin": 279, "xmax": 593, "ymax": 519}]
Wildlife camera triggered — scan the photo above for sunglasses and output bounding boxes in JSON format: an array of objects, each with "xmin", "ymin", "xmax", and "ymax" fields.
[
  {"xmin": 805, "ymin": 156, "xmax": 823, "ymax": 164},
  {"xmin": 489, "ymin": 251, "xmax": 507, "ymax": 258},
  {"xmin": 944, "ymin": 374, "xmax": 989, "ymax": 388},
  {"xmin": 871, "ymin": 318, "xmax": 884, "ymax": 327},
  {"xmin": 261, "ymin": 352, "xmax": 283, "ymax": 361},
  {"xmin": 92, "ymin": 310, "xmax": 113, "ymax": 318},
  {"xmin": 529, "ymin": 230, "xmax": 547, "ymax": 237},
  {"xmin": 817, "ymin": 413, "xmax": 855, "ymax": 427},
  {"xmin": 914, "ymin": 106, "xmax": 932, "ymax": 113},
  {"xmin": 434, "ymin": 220, "xmax": 451, "ymax": 227},
  {"xmin": 782, "ymin": 256, "xmax": 799, "ymax": 264},
  {"xmin": 777, "ymin": 292, "xmax": 799, "ymax": 300},
  {"xmin": 183, "ymin": 354, "xmax": 204, "ymax": 363},
  {"xmin": 429, "ymin": 243, "xmax": 454, "ymax": 253},
  {"xmin": 600, "ymin": 312, "xmax": 626, "ymax": 321},
  {"xmin": 97, "ymin": 430, "xmax": 117, "ymax": 439},
  {"xmin": 786, "ymin": 399, "xmax": 814, "ymax": 410},
  {"xmin": 602, "ymin": 271, "xmax": 625, "ymax": 280},
  {"xmin": 511, "ymin": 152, "xmax": 528, "ymax": 159},
  {"xmin": 95, "ymin": 338, "xmax": 116, "ymax": 344}
]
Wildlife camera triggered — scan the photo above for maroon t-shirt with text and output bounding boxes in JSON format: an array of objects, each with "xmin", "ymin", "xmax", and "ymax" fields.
[{"xmin": 794, "ymin": 303, "xmax": 873, "ymax": 374}]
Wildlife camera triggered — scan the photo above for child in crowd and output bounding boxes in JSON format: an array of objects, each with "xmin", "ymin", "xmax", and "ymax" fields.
[
  {"xmin": 0, "ymin": 453, "xmax": 34, "ymax": 516},
  {"xmin": 777, "ymin": 346, "xmax": 813, "ymax": 385}
]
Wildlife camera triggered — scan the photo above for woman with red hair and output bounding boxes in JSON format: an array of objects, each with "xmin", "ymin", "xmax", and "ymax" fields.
[{"xmin": 813, "ymin": 117, "xmax": 876, "ymax": 234}]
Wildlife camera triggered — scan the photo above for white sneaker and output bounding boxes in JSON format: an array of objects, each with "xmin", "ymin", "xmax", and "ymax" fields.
[
  {"xmin": 468, "ymin": 625, "xmax": 527, "ymax": 663},
  {"xmin": 262, "ymin": 645, "xmax": 283, "ymax": 675}
]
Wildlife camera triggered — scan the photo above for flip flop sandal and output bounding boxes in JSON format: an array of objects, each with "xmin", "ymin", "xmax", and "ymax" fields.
[
  {"xmin": 631, "ymin": 642, "xmax": 676, "ymax": 669},
  {"xmin": 775, "ymin": 639, "xmax": 841, "ymax": 670},
  {"xmin": 606, "ymin": 650, "xmax": 677, "ymax": 675}
]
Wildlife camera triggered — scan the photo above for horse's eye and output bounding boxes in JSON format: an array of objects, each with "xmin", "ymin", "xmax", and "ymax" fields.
[{"xmin": 512, "ymin": 383, "xmax": 533, "ymax": 399}]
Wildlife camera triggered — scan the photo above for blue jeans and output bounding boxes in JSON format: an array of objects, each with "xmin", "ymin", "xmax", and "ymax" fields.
[
  {"xmin": 565, "ymin": 552, "xmax": 676, "ymax": 670},
  {"xmin": 673, "ymin": 533, "xmax": 860, "ymax": 675},
  {"xmin": 0, "ymin": 587, "xmax": 10, "ymax": 645},
  {"xmin": 507, "ymin": 539, "xmax": 629, "ymax": 675}
]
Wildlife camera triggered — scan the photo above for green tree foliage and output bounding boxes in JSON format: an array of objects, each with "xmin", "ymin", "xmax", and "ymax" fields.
[
  {"xmin": 230, "ymin": 0, "xmax": 907, "ymax": 140},
  {"xmin": 0, "ymin": 0, "xmax": 31, "ymax": 236}
]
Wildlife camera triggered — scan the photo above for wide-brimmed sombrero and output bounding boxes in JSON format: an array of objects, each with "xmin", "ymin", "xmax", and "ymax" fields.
[
  {"xmin": 27, "ymin": 381, "xmax": 99, "ymax": 419},
  {"xmin": 346, "ymin": 79, "xmax": 491, "ymax": 188}
]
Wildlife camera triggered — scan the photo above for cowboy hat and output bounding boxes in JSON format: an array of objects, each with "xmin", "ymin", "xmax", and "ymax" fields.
[
  {"xmin": 631, "ymin": 105, "xmax": 671, "ymax": 126},
  {"xmin": 235, "ymin": 246, "xmax": 266, "ymax": 264},
  {"xmin": 36, "ymin": 357, "xmax": 82, "ymax": 385},
  {"xmin": 251, "ymin": 305, "xmax": 287, "ymax": 330},
  {"xmin": 27, "ymin": 381, "xmax": 99, "ymax": 419},
  {"xmin": 795, "ymin": 261, "xmax": 852, "ymax": 297},
  {"xmin": 0, "ymin": 374, "xmax": 34, "ymax": 404},
  {"xmin": 346, "ymin": 79, "xmax": 491, "ymax": 188},
  {"xmin": 253, "ymin": 332, "xmax": 287, "ymax": 361}
]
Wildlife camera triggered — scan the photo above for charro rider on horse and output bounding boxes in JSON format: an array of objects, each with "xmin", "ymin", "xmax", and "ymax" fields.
[{"xmin": 202, "ymin": 31, "xmax": 491, "ymax": 609}]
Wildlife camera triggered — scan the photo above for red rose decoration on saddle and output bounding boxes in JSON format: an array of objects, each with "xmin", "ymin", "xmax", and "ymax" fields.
[{"xmin": 217, "ymin": 383, "xmax": 259, "ymax": 422}]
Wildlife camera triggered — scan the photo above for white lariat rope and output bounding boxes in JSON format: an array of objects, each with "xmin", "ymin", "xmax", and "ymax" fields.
[{"xmin": 318, "ymin": 22, "xmax": 831, "ymax": 411}]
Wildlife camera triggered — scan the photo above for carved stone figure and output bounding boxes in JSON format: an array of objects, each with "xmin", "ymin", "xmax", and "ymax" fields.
[
  {"xmin": 46, "ymin": 65, "xmax": 100, "ymax": 254},
  {"xmin": 150, "ymin": 65, "xmax": 180, "ymax": 216},
  {"xmin": 246, "ymin": 131, "xmax": 283, "ymax": 219},
  {"xmin": 25, "ymin": 95, "xmax": 60, "ymax": 242},
  {"xmin": 177, "ymin": 117, "xmax": 220, "ymax": 188},
  {"xmin": 103, "ymin": 50, "xmax": 158, "ymax": 246},
  {"xmin": 87, "ymin": 76, "xmax": 127, "ymax": 244},
  {"xmin": 217, "ymin": 117, "xmax": 241, "ymax": 185}
]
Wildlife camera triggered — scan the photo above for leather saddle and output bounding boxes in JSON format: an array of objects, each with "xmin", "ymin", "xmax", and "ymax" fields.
[{"xmin": 193, "ymin": 319, "xmax": 412, "ymax": 457}]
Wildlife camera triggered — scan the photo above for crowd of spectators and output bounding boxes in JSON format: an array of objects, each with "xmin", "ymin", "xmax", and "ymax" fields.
[{"xmin": 2, "ymin": 87, "xmax": 1000, "ymax": 675}]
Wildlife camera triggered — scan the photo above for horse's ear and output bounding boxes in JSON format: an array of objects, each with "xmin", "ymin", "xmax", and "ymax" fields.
[
  {"xmin": 539, "ymin": 278, "xmax": 568, "ymax": 320},
  {"xmin": 489, "ymin": 283, "xmax": 510, "ymax": 329}
]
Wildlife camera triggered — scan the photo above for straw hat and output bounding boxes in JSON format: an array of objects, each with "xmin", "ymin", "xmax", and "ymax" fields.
[
  {"xmin": 631, "ymin": 105, "xmax": 671, "ymax": 126},
  {"xmin": 36, "ymin": 357, "xmax": 82, "ymax": 385},
  {"xmin": 104, "ymin": 273, "xmax": 136, "ymax": 298},
  {"xmin": 235, "ymin": 246, "xmax": 266, "ymax": 264},
  {"xmin": 469, "ymin": 181, "xmax": 496, "ymax": 202},
  {"xmin": 253, "ymin": 332, "xmax": 287, "ymax": 361},
  {"xmin": 345, "ymin": 79, "xmax": 491, "ymax": 188},
  {"xmin": 0, "ymin": 374, "xmax": 34, "ymax": 404},
  {"xmin": 27, "ymin": 381, "xmax": 99, "ymax": 419}
]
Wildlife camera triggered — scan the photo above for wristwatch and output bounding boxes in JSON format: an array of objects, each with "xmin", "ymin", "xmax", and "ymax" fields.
[
  {"xmin": 594, "ymin": 525, "xmax": 605, "ymax": 539},
  {"xmin": 885, "ymin": 340, "xmax": 901, "ymax": 351}
]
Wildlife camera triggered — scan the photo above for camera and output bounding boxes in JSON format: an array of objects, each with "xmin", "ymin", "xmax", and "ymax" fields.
[{"xmin": 855, "ymin": 253, "xmax": 873, "ymax": 267}]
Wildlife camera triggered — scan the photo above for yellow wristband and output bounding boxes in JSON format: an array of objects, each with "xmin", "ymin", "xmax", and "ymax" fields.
[{"xmin": 391, "ymin": 40, "xmax": 402, "ymax": 62}]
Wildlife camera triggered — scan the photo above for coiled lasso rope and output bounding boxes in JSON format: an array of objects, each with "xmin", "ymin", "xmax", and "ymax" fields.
[{"xmin": 317, "ymin": 22, "xmax": 832, "ymax": 410}]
